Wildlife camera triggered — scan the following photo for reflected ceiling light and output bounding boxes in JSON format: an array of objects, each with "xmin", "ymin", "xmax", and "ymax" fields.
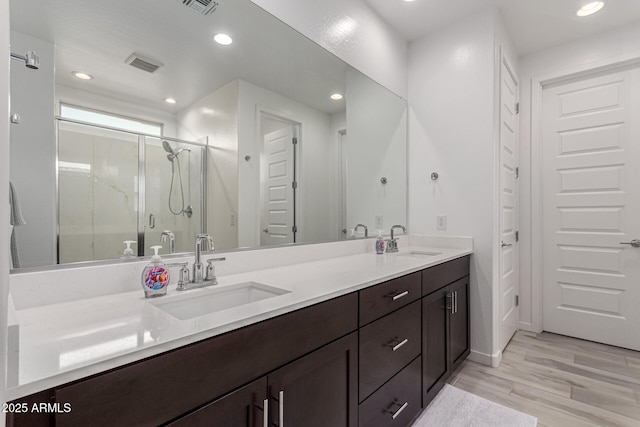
[
  {"xmin": 72, "ymin": 71, "xmax": 93, "ymax": 80},
  {"xmin": 577, "ymin": 1, "xmax": 605, "ymax": 17},
  {"xmin": 403, "ymin": 0, "xmax": 417, "ymax": 2},
  {"xmin": 213, "ymin": 33, "xmax": 233, "ymax": 45},
  {"xmin": 330, "ymin": 93, "xmax": 344, "ymax": 100},
  {"xmin": 164, "ymin": 98, "xmax": 177, "ymax": 104}
]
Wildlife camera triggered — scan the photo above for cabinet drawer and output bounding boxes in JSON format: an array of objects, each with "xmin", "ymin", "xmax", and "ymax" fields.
[
  {"xmin": 54, "ymin": 293, "xmax": 357, "ymax": 427},
  {"xmin": 359, "ymin": 301, "xmax": 421, "ymax": 401},
  {"xmin": 422, "ymin": 255, "xmax": 470, "ymax": 296},
  {"xmin": 359, "ymin": 357, "xmax": 422, "ymax": 427},
  {"xmin": 360, "ymin": 272, "xmax": 421, "ymax": 325}
]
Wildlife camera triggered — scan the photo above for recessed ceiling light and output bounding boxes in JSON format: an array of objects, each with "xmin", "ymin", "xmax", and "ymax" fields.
[
  {"xmin": 213, "ymin": 33, "xmax": 233, "ymax": 45},
  {"xmin": 403, "ymin": 0, "xmax": 416, "ymax": 2},
  {"xmin": 164, "ymin": 98, "xmax": 177, "ymax": 104},
  {"xmin": 330, "ymin": 93, "xmax": 344, "ymax": 100},
  {"xmin": 72, "ymin": 71, "xmax": 93, "ymax": 80},
  {"xmin": 577, "ymin": 1, "xmax": 605, "ymax": 17}
]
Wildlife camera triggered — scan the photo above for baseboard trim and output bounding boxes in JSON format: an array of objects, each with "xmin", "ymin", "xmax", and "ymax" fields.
[{"xmin": 468, "ymin": 349, "xmax": 503, "ymax": 367}]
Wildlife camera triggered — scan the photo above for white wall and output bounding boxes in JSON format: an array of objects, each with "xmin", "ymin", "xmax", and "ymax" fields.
[
  {"xmin": 237, "ymin": 80, "xmax": 337, "ymax": 247},
  {"xmin": 9, "ymin": 31, "xmax": 56, "ymax": 268},
  {"xmin": 251, "ymin": 0, "xmax": 408, "ymax": 99},
  {"xmin": 408, "ymin": 9, "xmax": 504, "ymax": 361},
  {"xmin": 346, "ymin": 69, "xmax": 407, "ymax": 234},
  {"xmin": 177, "ymin": 80, "xmax": 239, "ymax": 250},
  {"xmin": 1, "ymin": 0, "xmax": 10, "ymax": 418},
  {"xmin": 518, "ymin": 21, "xmax": 640, "ymax": 331}
]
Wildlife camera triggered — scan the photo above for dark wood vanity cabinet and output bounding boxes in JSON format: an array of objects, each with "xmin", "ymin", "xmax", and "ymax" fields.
[
  {"xmin": 422, "ymin": 258, "xmax": 470, "ymax": 407},
  {"xmin": 169, "ymin": 333, "xmax": 358, "ymax": 427},
  {"xmin": 7, "ymin": 255, "xmax": 471, "ymax": 427}
]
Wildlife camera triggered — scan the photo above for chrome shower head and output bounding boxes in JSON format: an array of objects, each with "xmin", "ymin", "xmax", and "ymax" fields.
[{"xmin": 10, "ymin": 50, "xmax": 39, "ymax": 70}]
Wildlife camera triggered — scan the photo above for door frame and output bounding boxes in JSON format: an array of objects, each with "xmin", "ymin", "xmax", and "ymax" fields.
[
  {"xmin": 530, "ymin": 54, "xmax": 640, "ymax": 332},
  {"xmin": 255, "ymin": 105, "xmax": 303, "ymax": 245}
]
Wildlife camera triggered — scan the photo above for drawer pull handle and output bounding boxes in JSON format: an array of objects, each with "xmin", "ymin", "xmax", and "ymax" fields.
[
  {"xmin": 385, "ymin": 399, "xmax": 409, "ymax": 420},
  {"xmin": 389, "ymin": 290, "xmax": 409, "ymax": 301},
  {"xmin": 279, "ymin": 390, "xmax": 284, "ymax": 427},
  {"xmin": 263, "ymin": 398, "xmax": 269, "ymax": 427},
  {"xmin": 385, "ymin": 337, "xmax": 409, "ymax": 351}
]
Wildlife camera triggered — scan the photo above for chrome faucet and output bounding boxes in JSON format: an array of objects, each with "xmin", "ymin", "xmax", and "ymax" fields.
[
  {"xmin": 168, "ymin": 234, "xmax": 226, "ymax": 291},
  {"xmin": 354, "ymin": 223, "xmax": 368, "ymax": 238},
  {"xmin": 386, "ymin": 225, "xmax": 407, "ymax": 253},
  {"xmin": 160, "ymin": 230, "xmax": 175, "ymax": 254},
  {"xmin": 193, "ymin": 234, "xmax": 214, "ymax": 284}
]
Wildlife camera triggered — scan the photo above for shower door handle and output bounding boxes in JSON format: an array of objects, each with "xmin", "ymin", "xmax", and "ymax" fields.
[{"xmin": 149, "ymin": 214, "xmax": 155, "ymax": 229}]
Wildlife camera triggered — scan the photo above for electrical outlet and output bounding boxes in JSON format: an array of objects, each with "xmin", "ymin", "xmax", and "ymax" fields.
[
  {"xmin": 231, "ymin": 213, "xmax": 236, "ymax": 226},
  {"xmin": 375, "ymin": 215, "xmax": 384, "ymax": 229},
  {"xmin": 437, "ymin": 215, "xmax": 447, "ymax": 231}
]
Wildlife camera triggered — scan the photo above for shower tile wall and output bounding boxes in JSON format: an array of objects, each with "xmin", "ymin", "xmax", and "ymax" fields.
[{"xmin": 58, "ymin": 125, "xmax": 138, "ymax": 263}]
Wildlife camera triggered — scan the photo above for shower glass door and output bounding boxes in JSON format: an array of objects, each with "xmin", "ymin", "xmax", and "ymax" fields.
[
  {"xmin": 143, "ymin": 136, "xmax": 206, "ymax": 256},
  {"xmin": 57, "ymin": 120, "xmax": 139, "ymax": 263}
]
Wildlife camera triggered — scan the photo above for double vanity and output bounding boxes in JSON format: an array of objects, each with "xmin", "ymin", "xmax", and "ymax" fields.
[{"xmin": 6, "ymin": 236, "xmax": 471, "ymax": 426}]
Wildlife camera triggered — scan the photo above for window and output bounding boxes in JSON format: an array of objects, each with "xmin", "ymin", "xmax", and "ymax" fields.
[{"xmin": 60, "ymin": 104, "xmax": 163, "ymax": 136}]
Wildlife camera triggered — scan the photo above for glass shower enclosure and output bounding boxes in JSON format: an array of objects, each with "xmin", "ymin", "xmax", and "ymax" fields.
[{"xmin": 57, "ymin": 118, "xmax": 206, "ymax": 263}]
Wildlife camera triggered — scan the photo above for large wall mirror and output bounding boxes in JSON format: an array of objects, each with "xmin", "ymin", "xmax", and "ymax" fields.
[{"xmin": 9, "ymin": 0, "xmax": 407, "ymax": 270}]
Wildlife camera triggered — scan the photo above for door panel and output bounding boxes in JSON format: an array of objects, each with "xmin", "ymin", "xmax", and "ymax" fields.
[
  {"xmin": 261, "ymin": 127, "xmax": 294, "ymax": 246},
  {"xmin": 542, "ymin": 68, "xmax": 640, "ymax": 350},
  {"xmin": 499, "ymin": 59, "xmax": 519, "ymax": 350}
]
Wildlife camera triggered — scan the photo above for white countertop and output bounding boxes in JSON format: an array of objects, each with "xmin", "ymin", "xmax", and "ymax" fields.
[{"xmin": 7, "ymin": 244, "xmax": 471, "ymax": 400}]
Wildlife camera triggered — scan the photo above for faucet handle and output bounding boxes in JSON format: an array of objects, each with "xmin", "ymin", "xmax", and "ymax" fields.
[
  {"xmin": 205, "ymin": 257, "xmax": 225, "ymax": 284},
  {"xmin": 166, "ymin": 262, "xmax": 190, "ymax": 289}
]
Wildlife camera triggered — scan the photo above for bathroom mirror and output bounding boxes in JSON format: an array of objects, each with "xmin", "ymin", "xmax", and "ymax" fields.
[{"xmin": 9, "ymin": 0, "xmax": 407, "ymax": 270}]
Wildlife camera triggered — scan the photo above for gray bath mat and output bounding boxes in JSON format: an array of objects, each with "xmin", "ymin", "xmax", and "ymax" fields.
[{"xmin": 413, "ymin": 385, "xmax": 537, "ymax": 427}]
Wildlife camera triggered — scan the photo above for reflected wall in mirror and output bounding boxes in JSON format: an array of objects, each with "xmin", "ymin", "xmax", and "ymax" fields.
[{"xmin": 9, "ymin": 0, "xmax": 407, "ymax": 269}]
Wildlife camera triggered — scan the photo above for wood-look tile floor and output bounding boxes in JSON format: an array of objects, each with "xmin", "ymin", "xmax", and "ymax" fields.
[{"xmin": 446, "ymin": 331, "xmax": 640, "ymax": 427}]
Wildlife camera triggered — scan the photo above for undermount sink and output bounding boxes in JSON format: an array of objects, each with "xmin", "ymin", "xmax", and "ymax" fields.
[
  {"xmin": 399, "ymin": 250, "xmax": 443, "ymax": 258},
  {"xmin": 150, "ymin": 281, "xmax": 290, "ymax": 320}
]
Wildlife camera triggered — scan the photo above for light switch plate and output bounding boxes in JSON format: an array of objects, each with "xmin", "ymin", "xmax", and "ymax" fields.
[{"xmin": 375, "ymin": 215, "xmax": 383, "ymax": 229}]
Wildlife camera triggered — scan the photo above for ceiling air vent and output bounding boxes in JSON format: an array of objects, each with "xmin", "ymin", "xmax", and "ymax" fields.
[
  {"xmin": 180, "ymin": 0, "xmax": 219, "ymax": 16},
  {"xmin": 125, "ymin": 53, "xmax": 163, "ymax": 74}
]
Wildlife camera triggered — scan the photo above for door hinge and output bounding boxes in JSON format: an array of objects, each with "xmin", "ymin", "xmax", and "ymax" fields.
[
  {"xmin": 292, "ymin": 181, "xmax": 298, "ymax": 189},
  {"xmin": 515, "ymin": 295, "xmax": 519, "ymax": 307},
  {"xmin": 515, "ymin": 167, "xmax": 519, "ymax": 179},
  {"xmin": 515, "ymin": 231, "xmax": 519, "ymax": 242},
  {"xmin": 292, "ymin": 225, "xmax": 298, "ymax": 233},
  {"xmin": 292, "ymin": 137, "xmax": 298, "ymax": 145},
  {"xmin": 515, "ymin": 102, "xmax": 520, "ymax": 115}
]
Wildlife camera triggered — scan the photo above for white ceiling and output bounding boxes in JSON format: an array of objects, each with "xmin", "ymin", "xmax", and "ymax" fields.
[
  {"xmin": 9, "ymin": 0, "xmax": 351, "ymax": 115},
  {"xmin": 365, "ymin": 0, "xmax": 640, "ymax": 55}
]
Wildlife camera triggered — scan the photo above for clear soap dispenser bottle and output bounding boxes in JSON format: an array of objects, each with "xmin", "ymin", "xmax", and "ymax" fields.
[
  {"xmin": 121, "ymin": 240, "xmax": 136, "ymax": 259},
  {"xmin": 142, "ymin": 245, "xmax": 169, "ymax": 298}
]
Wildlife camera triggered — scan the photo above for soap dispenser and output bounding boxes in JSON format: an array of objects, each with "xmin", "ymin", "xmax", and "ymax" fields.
[
  {"xmin": 121, "ymin": 240, "xmax": 136, "ymax": 259},
  {"xmin": 142, "ymin": 245, "xmax": 169, "ymax": 298},
  {"xmin": 375, "ymin": 231, "xmax": 385, "ymax": 254}
]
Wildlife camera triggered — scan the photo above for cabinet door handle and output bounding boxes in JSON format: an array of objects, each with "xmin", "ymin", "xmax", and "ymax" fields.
[
  {"xmin": 263, "ymin": 398, "xmax": 269, "ymax": 427},
  {"xmin": 385, "ymin": 399, "xmax": 409, "ymax": 420},
  {"xmin": 388, "ymin": 290, "xmax": 409, "ymax": 301},
  {"xmin": 279, "ymin": 390, "xmax": 284, "ymax": 427},
  {"xmin": 454, "ymin": 291, "xmax": 458, "ymax": 314},
  {"xmin": 392, "ymin": 338, "xmax": 409, "ymax": 352},
  {"xmin": 446, "ymin": 293, "xmax": 453, "ymax": 313}
]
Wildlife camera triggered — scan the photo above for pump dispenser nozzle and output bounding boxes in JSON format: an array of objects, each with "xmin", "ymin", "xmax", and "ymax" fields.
[{"xmin": 122, "ymin": 240, "xmax": 136, "ymax": 259}]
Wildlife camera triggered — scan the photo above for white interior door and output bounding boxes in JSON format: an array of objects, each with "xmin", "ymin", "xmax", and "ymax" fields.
[
  {"xmin": 499, "ymin": 59, "xmax": 519, "ymax": 351},
  {"xmin": 261, "ymin": 126, "xmax": 295, "ymax": 246},
  {"xmin": 542, "ymin": 67, "xmax": 640, "ymax": 350}
]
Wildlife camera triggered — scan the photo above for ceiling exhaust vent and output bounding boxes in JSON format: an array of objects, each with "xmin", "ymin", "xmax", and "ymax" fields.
[
  {"xmin": 125, "ymin": 53, "xmax": 163, "ymax": 74},
  {"xmin": 179, "ymin": 0, "xmax": 219, "ymax": 16}
]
